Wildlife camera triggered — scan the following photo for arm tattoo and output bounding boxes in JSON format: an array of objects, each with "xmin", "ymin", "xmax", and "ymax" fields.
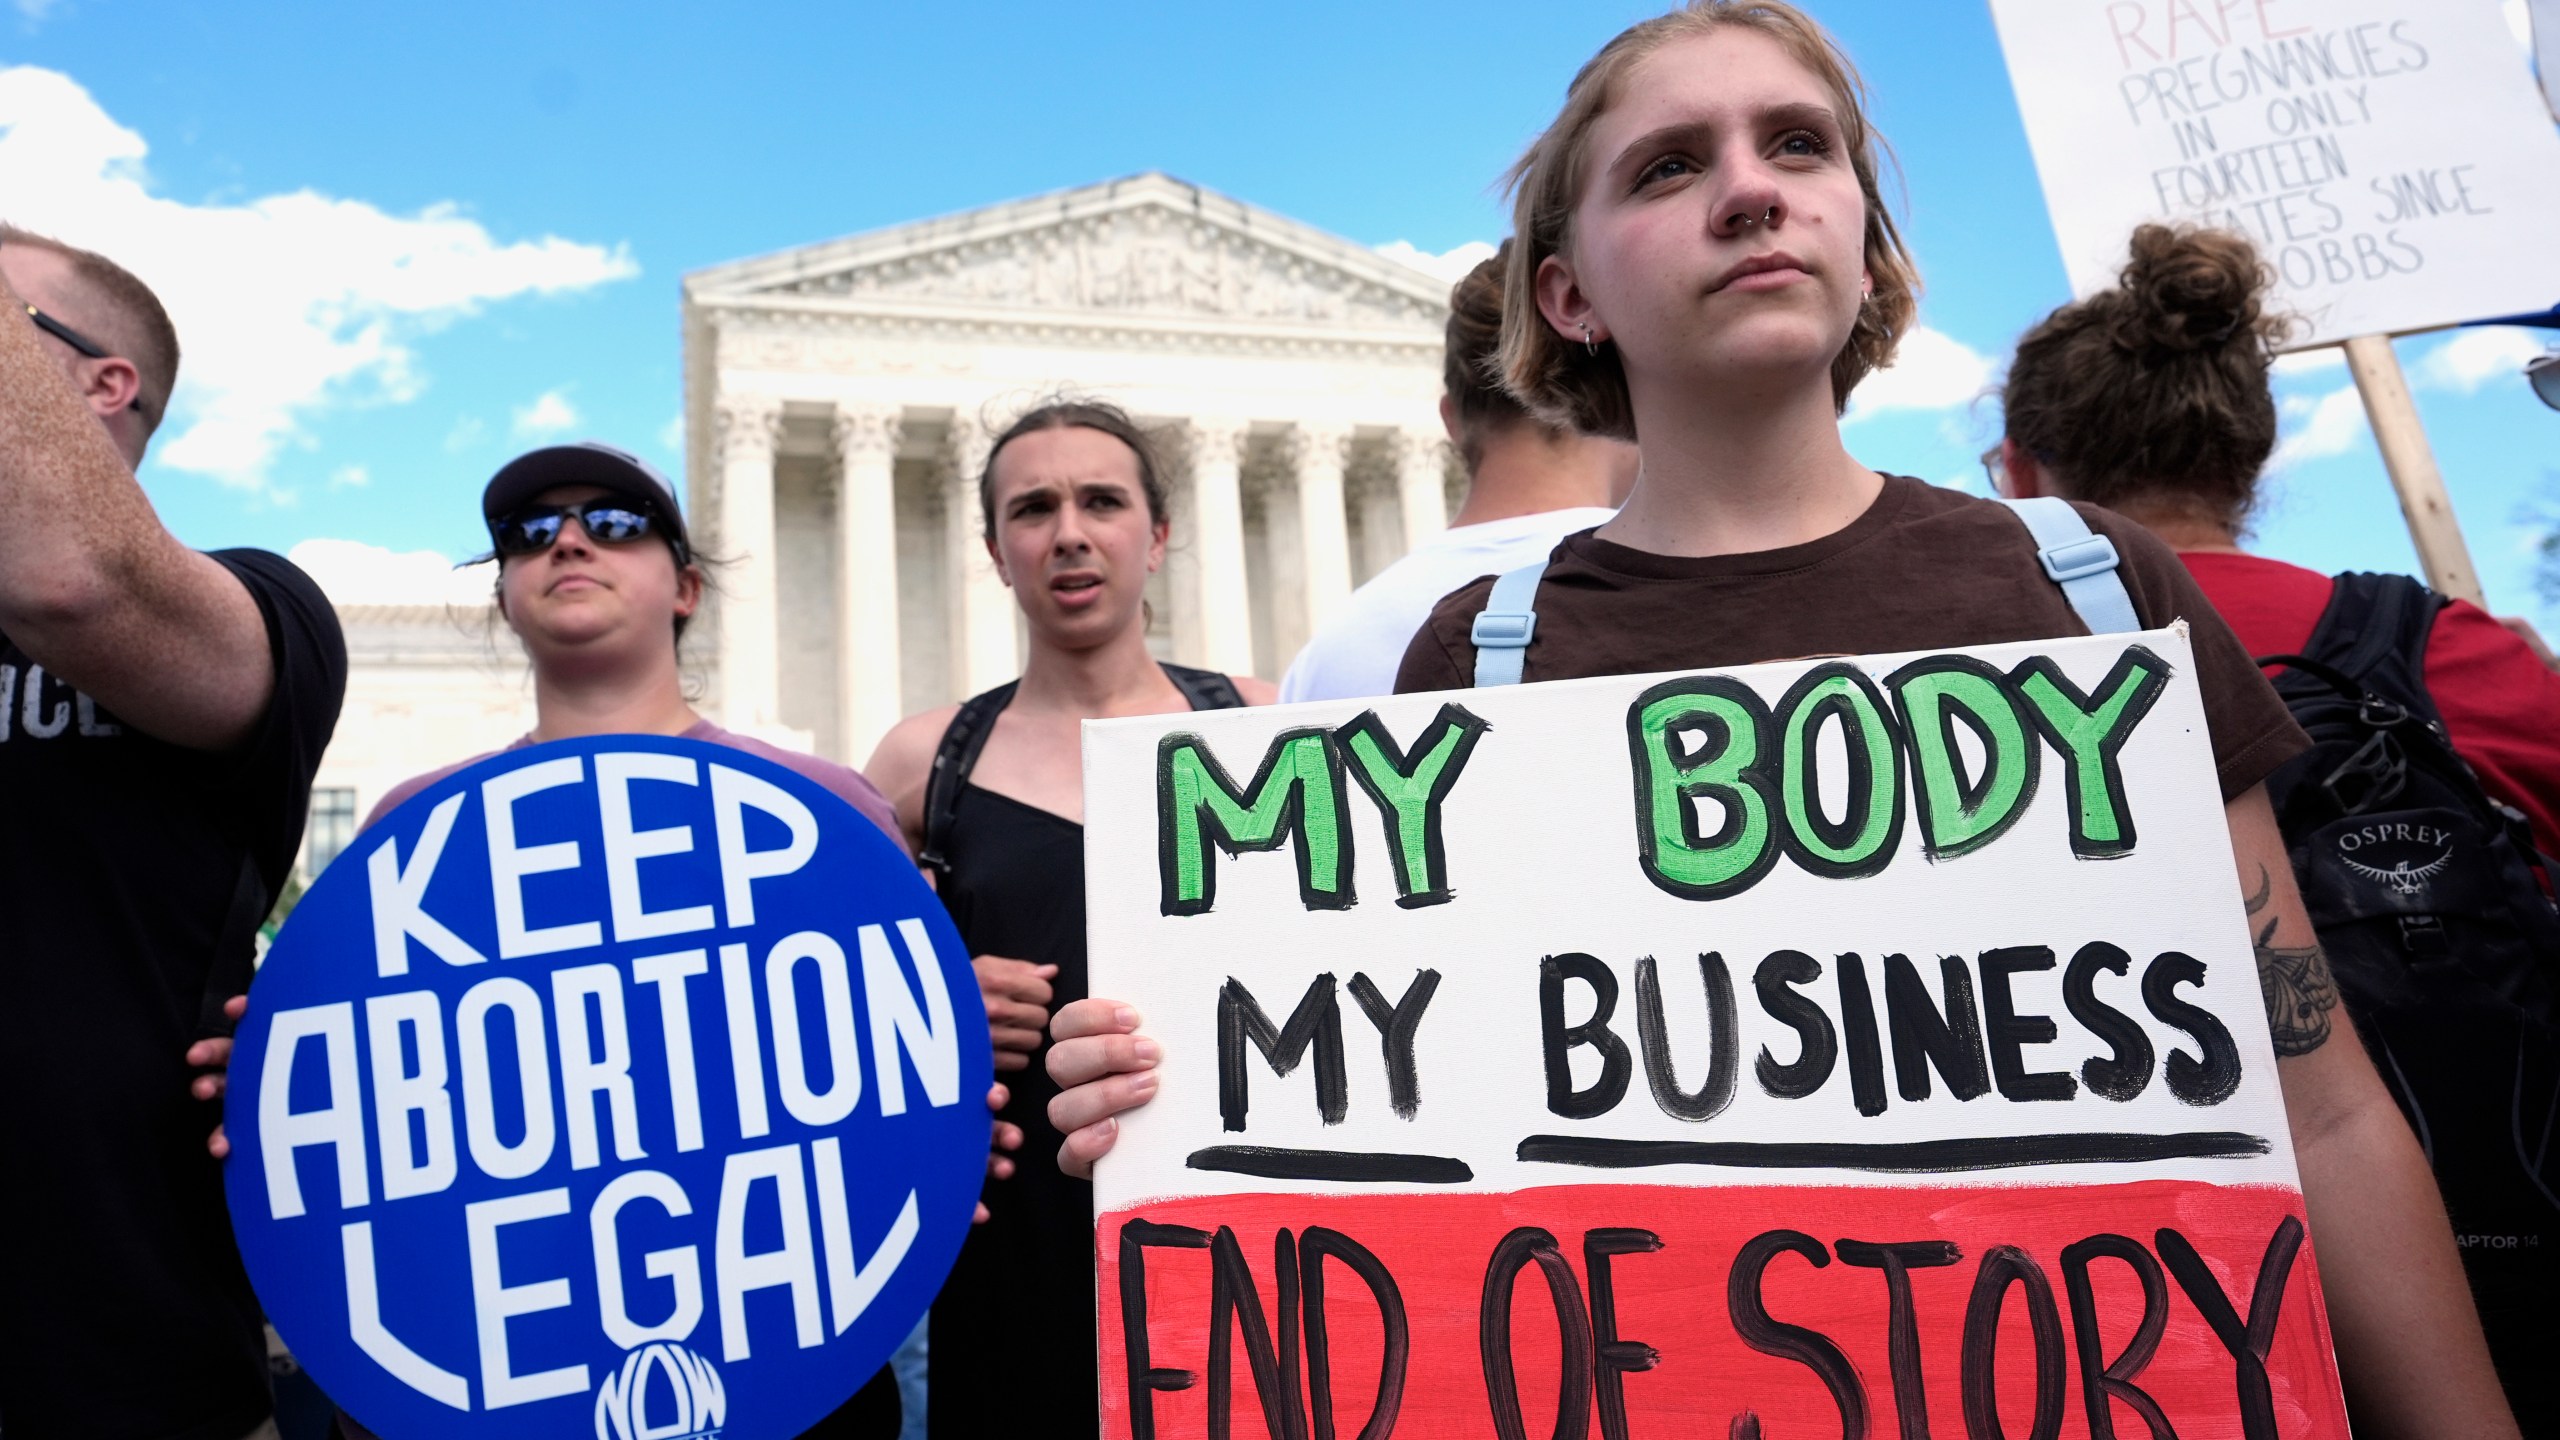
[{"xmin": 2246, "ymin": 865, "xmax": 2337, "ymax": 1057}]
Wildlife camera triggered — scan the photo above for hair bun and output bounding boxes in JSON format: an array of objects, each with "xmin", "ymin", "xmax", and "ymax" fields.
[{"xmin": 2109, "ymin": 223, "xmax": 2275, "ymax": 356}]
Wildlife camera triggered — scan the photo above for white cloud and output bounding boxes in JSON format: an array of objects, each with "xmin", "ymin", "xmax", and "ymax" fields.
[
  {"xmin": 2272, "ymin": 384, "xmax": 2370, "ymax": 469},
  {"xmin": 0, "ymin": 66, "xmax": 637, "ymax": 496},
  {"xmin": 287, "ymin": 538, "xmax": 497, "ymax": 608},
  {"xmin": 512, "ymin": 388, "xmax": 578, "ymax": 439},
  {"xmin": 1376, "ymin": 239, "xmax": 1498, "ymax": 287},
  {"xmin": 2413, "ymin": 327, "xmax": 2550, "ymax": 394},
  {"xmin": 328, "ymin": 464, "xmax": 367, "ymax": 488},
  {"xmin": 443, "ymin": 415, "xmax": 485, "ymax": 452},
  {"xmin": 15, "ymin": 0, "xmax": 61, "ymax": 24},
  {"xmin": 658, "ymin": 414, "xmax": 684, "ymax": 452},
  {"xmin": 1844, "ymin": 326, "xmax": 1996, "ymax": 422}
]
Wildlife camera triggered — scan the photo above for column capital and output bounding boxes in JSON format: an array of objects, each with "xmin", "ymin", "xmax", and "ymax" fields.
[
  {"xmin": 1284, "ymin": 422, "xmax": 1353, "ymax": 472},
  {"xmin": 1392, "ymin": 425, "xmax": 1447, "ymax": 475},
  {"xmin": 712, "ymin": 395, "xmax": 784, "ymax": 464},
  {"xmin": 1188, "ymin": 417, "xmax": 1252, "ymax": 467},
  {"xmin": 946, "ymin": 413, "xmax": 997, "ymax": 480},
  {"xmin": 832, "ymin": 405, "xmax": 903, "ymax": 465}
]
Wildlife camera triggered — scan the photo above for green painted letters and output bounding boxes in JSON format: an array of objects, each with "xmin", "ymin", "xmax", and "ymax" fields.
[
  {"xmin": 2010, "ymin": 647, "xmax": 2171, "ymax": 859},
  {"xmin": 1157, "ymin": 728, "xmax": 1353, "ymax": 916},
  {"xmin": 1626, "ymin": 677, "xmax": 1779, "ymax": 900},
  {"xmin": 1888, "ymin": 657, "xmax": 2042, "ymax": 860},
  {"xmin": 1336, "ymin": 704, "xmax": 1489, "ymax": 909}
]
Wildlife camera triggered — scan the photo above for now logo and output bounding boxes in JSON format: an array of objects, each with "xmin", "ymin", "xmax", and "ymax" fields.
[{"xmin": 594, "ymin": 1342, "xmax": 725, "ymax": 1440}]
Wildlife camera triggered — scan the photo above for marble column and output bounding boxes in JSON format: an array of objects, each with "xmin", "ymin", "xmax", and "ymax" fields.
[
  {"xmin": 834, "ymin": 405, "xmax": 904, "ymax": 765},
  {"xmin": 945, "ymin": 416, "xmax": 1019, "ymax": 697},
  {"xmin": 1291, "ymin": 423, "xmax": 1354, "ymax": 648},
  {"xmin": 1187, "ymin": 419, "xmax": 1257, "ymax": 677},
  {"xmin": 712, "ymin": 395, "xmax": 784, "ymax": 732},
  {"xmin": 1395, "ymin": 426, "xmax": 1450, "ymax": 555}
]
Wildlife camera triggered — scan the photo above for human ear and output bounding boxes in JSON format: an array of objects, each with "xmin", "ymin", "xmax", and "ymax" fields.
[
  {"xmin": 984, "ymin": 531, "xmax": 1012, "ymax": 588},
  {"xmin": 1534, "ymin": 252, "xmax": 1603, "ymax": 346},
  {"xmin": 1146, "ymin": 515, "xmax": 1169, "ymax": 574},
  {"xmin": 672, "ymin": 564, "xmax": 703, "ymax": 618},
  {"xmin": 1439, "ymin": 394, "xmax": 1461, "ymax": 445},
  {"xmin": 87, "ymin": 356, "xmax": 142, "ymax": 420}
]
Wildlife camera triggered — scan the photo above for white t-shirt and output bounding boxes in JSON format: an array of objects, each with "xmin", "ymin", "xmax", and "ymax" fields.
[{"xmin": 1279, "ymin": 507, "xmax": 1619, "ymax": 703}]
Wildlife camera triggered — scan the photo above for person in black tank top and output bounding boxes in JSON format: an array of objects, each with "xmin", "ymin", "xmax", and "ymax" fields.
[{"xmin": 866, "ymin": 400, "xmax": 1269, "ymax": 1439}]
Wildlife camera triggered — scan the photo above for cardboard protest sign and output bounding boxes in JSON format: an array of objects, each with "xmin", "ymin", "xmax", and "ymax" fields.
[
  {"xmin": 1988, "ymin": 0, "xmax": 2560, "ymax": 347},
  {"xmin": 226, "ymin": 735, "xmax": 990, "ymax": 1440},
  {"xmin": 1083, "ymin": 627, "xmax": 2349, "ymax": 1438}
]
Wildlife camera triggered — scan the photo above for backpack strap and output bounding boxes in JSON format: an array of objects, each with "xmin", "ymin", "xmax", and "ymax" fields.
[
  {"xmin": 1162, "ymin": 662, "xmax": 1246, "ymax": 712},
  {"xmin": 917, "ymin": 681, "xmax": 1018, "ymax": 876},
  {"xmin": 2293, "ymin": 572, "xmax": 2447, "ymax": 723},
  {"xmin": 1471, "ymin": 560, "xmax": 1548, "ymax": 687},
  {"xmin": 1996, "ymin": 496, "xmax": 2140, "ymax": 636}
]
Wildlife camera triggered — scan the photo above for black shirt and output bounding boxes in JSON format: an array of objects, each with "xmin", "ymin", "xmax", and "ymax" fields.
[{"xmin": 0, "ymin": 550, "xmax": 346, "ymax": 1440}]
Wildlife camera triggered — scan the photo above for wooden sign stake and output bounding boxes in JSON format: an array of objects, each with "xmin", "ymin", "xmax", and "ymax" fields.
[{"xmin": 2341, "ymin": 333, "xmax": 2487, "ymax": 607}]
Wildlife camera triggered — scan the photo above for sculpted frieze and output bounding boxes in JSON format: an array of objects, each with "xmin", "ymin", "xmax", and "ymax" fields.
[{"xmin": 772, "ymin": 206, "xmax": 1436, "ymax": 327}]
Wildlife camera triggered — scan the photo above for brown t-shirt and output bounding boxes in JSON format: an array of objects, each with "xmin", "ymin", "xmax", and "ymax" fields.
[{"xmin": 1396, "ymin": 474, "xmax": 2308, "ymax": 801}]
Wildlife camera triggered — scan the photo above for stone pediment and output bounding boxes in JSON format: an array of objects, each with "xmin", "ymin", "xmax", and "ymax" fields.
[{"xmin": 686, "ymin": 172, "xmax": 1450, "ymax": 332}]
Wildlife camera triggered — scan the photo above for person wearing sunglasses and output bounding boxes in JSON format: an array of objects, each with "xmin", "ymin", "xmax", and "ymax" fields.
[
  {"xmin": 0, "ymin": 224, "xmax": 348, "ymax": 1440},
  {"xmin": 192, "ymin": 441, "xmax": 1014, "ymax": 1438}
]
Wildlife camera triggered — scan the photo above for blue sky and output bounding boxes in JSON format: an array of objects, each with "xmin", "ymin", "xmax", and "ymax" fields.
[{"xmin": 5, "ymin": 0, "xmax": 2554, "ymax": 617}]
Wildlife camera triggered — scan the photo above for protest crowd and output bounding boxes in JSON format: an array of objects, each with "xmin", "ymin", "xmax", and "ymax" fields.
[{"xmin": 4, "ymin": 2, "xmax": 2557, "ymax": 1438}]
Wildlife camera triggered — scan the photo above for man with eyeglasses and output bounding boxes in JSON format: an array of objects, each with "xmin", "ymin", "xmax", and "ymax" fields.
[{"xmin": 0, "ymin": 226, "xmax": 347, "ymax": 1440}]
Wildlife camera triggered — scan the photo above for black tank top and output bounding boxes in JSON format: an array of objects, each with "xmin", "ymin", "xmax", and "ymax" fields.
[{"xmin": 924, "ymin": 666, "xmax": 1243, "ymax": 1438}]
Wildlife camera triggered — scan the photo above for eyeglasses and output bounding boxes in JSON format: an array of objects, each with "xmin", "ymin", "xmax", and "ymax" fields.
[
  {"xmin": 2530, "ymin": 351, "xmax": 2560, "ymax": 413},
  {"xmin": 26, "ymin": 302, "xmax": 108, "ymax": 359},
  {"xmin": 490, "ymin": 500, "xmax": 684, "ymax": 564},
  {"xmin": 1980, "ymin": 444, "xmax": 2009, "ymax": 494}
]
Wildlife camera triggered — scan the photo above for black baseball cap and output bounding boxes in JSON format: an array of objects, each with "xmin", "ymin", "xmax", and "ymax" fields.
[{"xmin": 479, "ymin": 441, "xmax": 691, "ymax": 562}]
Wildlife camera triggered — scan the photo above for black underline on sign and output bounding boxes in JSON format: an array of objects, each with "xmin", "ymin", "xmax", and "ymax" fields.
[
  {"xmin": 1516, "ymin": 1131, "xmax": 2271, "ymax": 1174},
  {"xmin": 1187, "ymin": 1146, "xmax": 1476, "ymax": 1184}
]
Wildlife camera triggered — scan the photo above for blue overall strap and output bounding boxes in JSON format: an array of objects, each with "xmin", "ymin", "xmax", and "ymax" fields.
[
  {"xmin": 1470, "ymin": 560, "xmax": 1548, "ymax": 686},
  {"xmin": 1997, "ymin": 496, "xmax": 2141, "ymax": 636}
]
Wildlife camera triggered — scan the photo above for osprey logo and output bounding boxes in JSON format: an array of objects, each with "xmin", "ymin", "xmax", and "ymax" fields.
[
  {"xmin": 2336, "ymin": 821, "xmax": 2456, "ymax": 898},
  {"xmin": 594, "ymin": 1343, "xmax": 726, "ymax": 1440}
]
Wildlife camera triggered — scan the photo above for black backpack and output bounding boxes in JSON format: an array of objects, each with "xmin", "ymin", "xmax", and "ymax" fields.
[
  {"xmin": 915, "ymin": 662, "xmax": 1244, "ymax": 877},
  {"xmin": 2260, "ymin": 571, "xmax": 2560, "ymax": 1424}
]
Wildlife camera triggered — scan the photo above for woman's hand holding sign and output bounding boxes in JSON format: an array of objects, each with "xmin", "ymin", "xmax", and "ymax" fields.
[{"xmin": 1044, "ymin": 997, "xmax": 1158, "ymax": 1178}]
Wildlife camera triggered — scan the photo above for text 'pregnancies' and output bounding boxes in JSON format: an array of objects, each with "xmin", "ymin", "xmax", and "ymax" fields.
[{"xmin": 224, "ymin": 736, "xmax": 992, "ymax": 1440}]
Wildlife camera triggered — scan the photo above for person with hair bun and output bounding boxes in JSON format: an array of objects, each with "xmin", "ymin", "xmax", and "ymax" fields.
[
  {"xmin": 1044, "ymin": 5, "xmax": 2515, "ymax": 1432},
  {"xmin": 1996, "ymin": 222, "xmax": 2560, "ymax": 857},
  {"xmin": 1998, "ymin": 224, "xmax": 2560, "ymax": 1432},
  {"xmin": 864, "ymin": 398, "xmax": 1273, "ymax": 1439}
]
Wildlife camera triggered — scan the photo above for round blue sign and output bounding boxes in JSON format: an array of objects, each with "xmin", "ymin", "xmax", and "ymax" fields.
[{"xmin": 226, "ymin": 736, "xmax": 992, "ymax": 1440}]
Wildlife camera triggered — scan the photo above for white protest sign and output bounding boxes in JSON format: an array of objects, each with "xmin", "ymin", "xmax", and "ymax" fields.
[
  {"xmin": 1989, "ymin": 0, "xmax": 2560, "ymax": 346},
  {"xmin": 1083, "ymin": 627, "xmax": 2348, "ymax": 1438}
]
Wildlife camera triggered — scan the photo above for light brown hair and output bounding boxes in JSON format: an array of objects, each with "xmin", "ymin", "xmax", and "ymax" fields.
[
  {"xmin": 0, "ymin": 223, "xmax": 181, "ymax": 431},
  {"xmin": 2001, "ymin": 223, "xmax": 2292, "ymax": 529},
  {"xmin": 1497, "ymin": 0, "xmax": 1918, "ymax": 438}
]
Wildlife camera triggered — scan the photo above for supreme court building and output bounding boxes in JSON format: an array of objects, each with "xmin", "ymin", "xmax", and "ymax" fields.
[
  {"xmin": 680, "ymin": 172, "xmax": 1457, "ymax": 765},
  {"xmin": 304, "ymin": 174, "xmax": 1458, "ymax": 875}
]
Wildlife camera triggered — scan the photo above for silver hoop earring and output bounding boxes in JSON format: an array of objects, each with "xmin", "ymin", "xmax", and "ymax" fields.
[{"xmin": 1581, "ymin": 323, "xmax": 1597, "ymax": 357}]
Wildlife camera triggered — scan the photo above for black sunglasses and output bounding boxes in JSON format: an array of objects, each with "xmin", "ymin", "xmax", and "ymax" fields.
[
  {"xmin": 490, "ymin": 500, "xmax": 686, "ymax": 564},
  {"xmin": 2530, "ymin": 351, "xmax": 2560, "ymax": 413},
  {"xmin": 26, "ymin": 302, "xmax": 107, "ymax": 358}
]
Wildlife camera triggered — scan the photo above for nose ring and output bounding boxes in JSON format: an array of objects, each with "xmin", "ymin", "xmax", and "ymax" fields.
[{"xmin": 1736, "ymin": 206, "xmax": 1778, "ymax": 229}]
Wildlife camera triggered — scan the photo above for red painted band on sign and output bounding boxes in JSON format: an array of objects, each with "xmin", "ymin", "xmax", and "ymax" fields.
[{"xmin": 1097, "ymin": 1180, "xmax": 2345, "ymax": 1439}]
